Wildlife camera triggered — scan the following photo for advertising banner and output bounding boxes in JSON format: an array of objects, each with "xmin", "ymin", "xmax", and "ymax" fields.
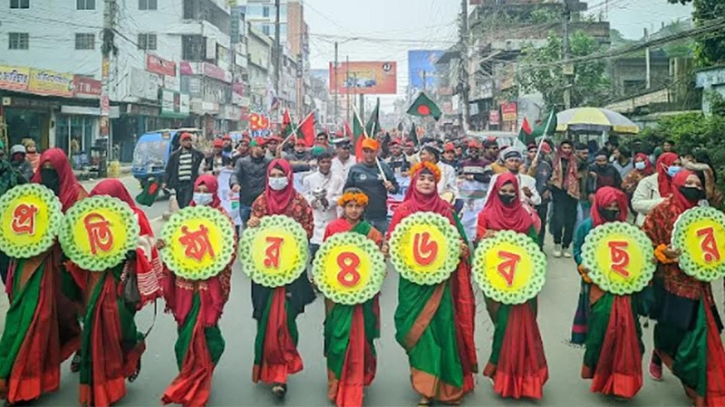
[
  {"xmin": 217, "ymin": 169, "xmax": 242, "ymax": 226},
  {"xmin": 74, "ymin": 76, "xmax": 102, "ymax": 98},
  {"xmin": 501, "ymin": 102, "xmax": 518, "ymax": 122},
  {"xmin": 387, "ymin": 173, "xmax": 410, "ymax": 218},
  {"xmin": 408, "ymin": 50, "xmax": 444, "ymax": 94},
  {"xmin": 489, "ymin": 110, "xmax": 500, "ymax": 125},
  {"xmin": 28, "ymin": 68, "xmax": 74, "ymax": 97},
  {"xmin": 329, "ymin": 61, "xmax": 397, "ymax": 95},
  {"xmin": 0, "ymin": 66, "xmax": 30, "ymax": 92},
  {"xmin": 146, "ymin": 54, "xmax": 176, "ymax": 77}
]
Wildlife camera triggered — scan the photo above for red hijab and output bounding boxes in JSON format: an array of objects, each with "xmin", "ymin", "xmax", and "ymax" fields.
[
  {"xmin": 656, "ymin": 152, "xmax": 679, "ymax": 197},
  {"xmin": 405, "ymin": 166, "xmax": 451, "ymax": 216},
  {"xmin": 671, "ymin": 169, "xmax": 699, "ymax": 212},
  {"xmin": 590, "ymin": 186, "xmax": 629, "ymax": 227},
  {"xmin": 481, "ymin": 172, "xmax": 534, "ymax": 234},
  {"xmin": 191, "ymin": 174, "xmax": 222, "ymax": 209},
  {"xmin": 264, "ymin": 159, "xmax": 294, "ymax": 215},
  {"xmin": 31, "ymin": 148, "xmax": 84, "ymax": 212},
  {"xmin": 90, "ymin": 179, "xmax": 153, "ymax": 237},
  {"xmin": 634, "ymin": 153, "xmax": 653, "ymax": 175}
]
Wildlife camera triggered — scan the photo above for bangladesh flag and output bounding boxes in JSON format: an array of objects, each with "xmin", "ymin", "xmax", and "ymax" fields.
[
  {"xmin": 518, "ymin": 117, "xmax": 533, "ymax": 144},
  {"xmin": 135, "ymin": 178, "xmax": 162, "ymax": 207},
  {"xmin": 352, "ymin": 111, "xmax": 367, "ymax": 161},
  {"xmin": 530, "ymin": 110, "xmax": 558, "ymax": 139},
  {"xmin": 281, "ymin": 108, "xmax": 293, "ymax": 139},
  {"xmin": 407, "ymin": 92, "xmax": 442, "ymax": 121},
  {"xmin": 366, "ymin": 98, "xmax": 381, "ymax": 136},
  {"xmin": 409, "ymin": 123, "xmax": 419, "ymax": 146},
  {"xmin": 298, "ymin": 112, "xmax": 316, "ymax": 147}
]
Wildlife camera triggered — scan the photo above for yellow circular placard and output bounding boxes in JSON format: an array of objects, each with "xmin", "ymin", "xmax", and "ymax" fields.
[
  {"xmin": 482, "ymin": 241, "xmax": 535, "ymax": 293},
  {"xmin": 168, "ymin": 218, "xmax": 225, "ymax": 268},
  {"xmin": 0, "ymin": 184, "xmax": 62, "ymax": 259},
  {"xmin": 250, "ymin": 226, "xmax": 302, "ymax": 277},
  {"xmin": 672, "ymin": 207, "xmax": 725, "ymax": 282},
  {"xmin": 398, "ymin": 224, "xmax": 448, "ymax": 274},
  {"xmin": 71, "ymin": 208, "xmax": 129, "ymax": 258}
]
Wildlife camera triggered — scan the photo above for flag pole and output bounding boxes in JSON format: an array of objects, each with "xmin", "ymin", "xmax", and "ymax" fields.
[
  {"xmin": 533, "ymin": 111, "xmax": 555, "ymax": 163},
  {"xmin": 352, "ymin": 105, "xmax": 388, "ymax": 183}
]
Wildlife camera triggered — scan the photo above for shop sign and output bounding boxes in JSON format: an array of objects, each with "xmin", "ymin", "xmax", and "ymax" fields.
[
  {"xmin": 202, "ymin": 62, "xmax": 232, "ymax": 83},
  {"xmin": 60, "ymin": 105, "xmax": 120, "ymax": 118},
  {"xmin": 501, "ymin": 102, "xmax": 517, "ymax": 122},
  {"xmin": 146, "ymin": 54, "xmax": 176, "ymax": 77},
  {"xmin": 126, "ymin": 104, "xmax": 159, "ymax": 116},
  {"xmin": 0, "ymin": 65, "xmax": 30, "ymax": 92},
  {"xmin": 160, "ymin": 89, "xmax": 190, "ymax": 118},
  {"xmin": 74, "ymin": 76, "xmax": 102, "ymax": 98},
  {"xmin": 164, "ymin": 74, "xmax": 180, "ymax": 92},
  {"xmin": 489, "ymin": 110, "xmax": 500, "ymax": 125},
  {"xmin": 180, "ymin": 94, "xmax": 190, "ymax": 115},
  {"xmin": 28, "ymin": 68, "xmax": 75, "ymax": 97},
  {"xmin": 129, "ymin": 68, "xmax": 159, "ymax": 101},
  {"xmin": 222, "ymin": 105, "xmax": 241, "ymax": 121},
  {"xmin": 2, "ymin": 96, "xmax": 59, "ymax": 110}
]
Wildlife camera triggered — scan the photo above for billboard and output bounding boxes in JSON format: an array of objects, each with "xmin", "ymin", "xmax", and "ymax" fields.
[
  {"xmin": 408, "ymin": 50, "xmax": 444, "ymax": 94},
  {"xmin": 328, "ymin": 61, "xmax": 397, "ymax": 95}
]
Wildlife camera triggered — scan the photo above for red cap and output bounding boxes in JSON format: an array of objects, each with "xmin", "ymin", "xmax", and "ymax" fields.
[
  {"xmin": 180, "ymin": 132, "xmax": 193, "ymax": 141},
  {"xmin": 389, "ymin": 138, "xmax": 402, "ymax": 146},
  {"xmin": 404, "ymin": 141, "xmax": 414, "ymax": 147},
  {"xmin": 222, "ymin": 134, "xmax": 232, "ymax": 141},
  {"xmin": 468, "ymin": 140, "xmax": 481, "ymax": 149},
  {"xmin": 213, "ymin": 139, "xmax": 224, "ymax": 148},
  {"xmin": 268, "ymin": 135, "xmax": 283, "ymax": 142},
  {"xmin": 295, "ymin": 137, "xmax": 306, "ymax": 145},
  {"xmin": 444, "ymin": 142, "xmax": 455, "ymax": 152}
]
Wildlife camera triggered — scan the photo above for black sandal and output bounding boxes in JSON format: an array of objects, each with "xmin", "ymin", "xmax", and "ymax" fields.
[
  {"xmin": 128, "ymin": 360, "xmax": 141, "ymax": 383},
  {"xmin": 70, "ymin": 352, "xmax": 81, "ymax": 373},
  {"xmin": 417, "ymin": 398, "xmax": 433, "ymax": 406},
  {"xmin": 271, "ymin": 383, "xmax": 287, "ymax": 399}
]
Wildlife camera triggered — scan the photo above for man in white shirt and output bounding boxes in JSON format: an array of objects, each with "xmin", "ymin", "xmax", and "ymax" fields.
[
  {"xmin": 302, "ymin": 151, "xmax": 344, "ymax": 262},
  {"xmin": 485, "ymin": 148, "xmax": 541, "ymax": 207},
  {"xmin": 331, "ymin": 139, "xmax": 356, "ymax": 181},
  {"xmin": 419, "ymin": 144, "xmax": 459, "ymax": 203}
]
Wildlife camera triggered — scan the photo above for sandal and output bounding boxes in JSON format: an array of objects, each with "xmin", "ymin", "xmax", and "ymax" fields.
[
  {"xmin": 128, "ymin": 360, "xmax": 141, "ymax": 383},
  {"xmin": 271, "ymin": 383, "xmax": 287, "ymax": 399},
  {"xmin": 417, "ymin": 397, "xmax": 432, "ymax": 406},
  {"xmin": 70, "ymin": 352, "xmax": 81, "ymax": 373}
]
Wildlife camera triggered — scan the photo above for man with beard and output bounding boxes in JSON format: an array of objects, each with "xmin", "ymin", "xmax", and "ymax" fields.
[
  {"xmin": 284, "ymin": 138, "xmax": 313, "ymax": 173},
  {"xmin": 548, "ymin": 140, "xmax": 579, "ymax": 258},
  {"xmin": 331, "ymin": 138, "xmax": 356, "ymax": 181},
  {"xmin": 460, "ymin": 140, "xmax": 491, "ymax": 183},
  {"xmin": 265, "ymin": 134, "xmax": 283, "ymax": 160},
  {"xmin": 576, "ymin": 143, "xmax": 597, "ymax": 231},
  {"xmin": 9, "ymin": 144, "xmax": 33, "ymax": 181},
  {"xmin": 485, "ymin": 148, "xmax": 541, "ymax": 207},
  {"xmin": 302, "ymin": 152, "xmax": 344, "ymax": 263},
  {"xmin": 386, "ymin": 138, "xmax": 410, "ymax": 176},
  {"xmin": 232, "ymin": 135, "xmax": 251, "ymax": 164},
  {"xmin": 526, "ymin": 143, "xmax": 553, "ymax": 250},
  {"xmin": 206, "ymin": 139, "xmax": 230, "ymax": 176},
  {"xmin": 591, "ymin": 151, "xmax": 623, "ymax": 191},
  {"xmin": 403, "ymin": 140, "xmax": 420, "ymax": 165},
  {"xmin": 162, "ymin": 132, "xmax": 205, "ymax": 208},
  {"xmin": 441, "ymin": 142, "xmax": 461, "ymax": 175},
  {"xmin": 231, "ymin": 138, "xmax": 272, "ymax": 224},
  {"xmin": 222, "ymin": 134, "xmax": 234, "ymax": 159}
]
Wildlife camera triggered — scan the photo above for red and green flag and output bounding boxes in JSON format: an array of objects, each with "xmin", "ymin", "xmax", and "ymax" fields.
[
  {"xmin": 281, "ymin": 108, "xmax": 293, "ymax": 139},
  {"xmin": 366, "ymin": 98, "xmax": 381, "ymax": 136},
  {"xmin": 352, "ymin": 111, "xmax": 367, "ymax": 161},
  {"xmin": 298, "ymin": 112, "xmax": 316, "ymax": 147},
  {"xmin": 407, "ymin": 92, "xmax": 442, "ymax": 121},
  {"xmin": 530, "ymin": 110, "xmax": 558, "ymax": 139},
  {"xmin": 518, "ymin": 117, "xmax": 533, "ymax": 144}
]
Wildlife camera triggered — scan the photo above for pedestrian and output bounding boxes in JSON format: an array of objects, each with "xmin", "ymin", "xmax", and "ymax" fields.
[
  {"xmin": 232, "ymin": 135, "xmax": 251, "ymax": 164},
  {"xmin": 247, "ymin": 159, "xmax": 316, "ymax": 398},
  {"xmin": 549, "ymin": 140, "xmax": 580, "ymax": 258},
  {"xmin": 344, "ymin": 138, "xmax": 398, "ymax": 234},
  {"xmin": 482, "ymin": 139, "xmax": 502, "ymax": 171},
  {"xmin": 160, "ymin": 175, "xmax": 234, "ymax": 407},
  {"xmin": 0, "ymin": 142, "xmax": 23, "ymax": 285},
  {"xmin": 526, "ymin": 143, "xmax": 553, "ymax": 250},
  {"xmin": 322, "ymin": 188, "xmax": 383, "ymax": 407},
  {"xmin": 611, "ymin": 147, "xmax": 634, "ymax": 179},
  {"xmin": 572, "ymin": 187, "xmax": 644, "ymax": 400},
  {"xmin": 385, "ymin": 161, "xmax": 477, "ymax": 406},
  {"xmin": 222, "ymin": 134, "xmax": 234, "ymax": 159},
  {"xmin": 621, "ymin": 153, "xmax": 654, "ymax": 196},
  {"xmin": 265, "ymin": 135, "xmax": 283, "ymax": 160},
  {"xmin": 331, "ymin": 139, "xmax": 356, "ymax": 181},
  {"xmin": 386, "ymin": 138, "xmax": 410, "ymax": 176},
  {"xmin": 403, "ymin": 140, "xmax": 420, "ymax": 165},
  {"xmin": 419, "ymin": 144, "xmax": 458, "ymax": 203},
  {"xmin": 9, "ymin": 145, "xmax": 33, "ymax": 182},
  {"xmin": 662, "ymin": 139, "xmax": 676, "ymax": 153},
  {"xmin": 284, "ymin": 138, "xmax": 313, "ymax": 173},
  {"xmin": 0, "ymin": 149, "xmax": 84, "ymax": 406},
  {"xmin": 68, "ymin": 179, "xmax": 161, "ymax": 407},
  {"xmin": 23, "ymin": 139, "xmax": 41, "ymax": 174},
  {"xmin": 476, "ymin": 173, "xmax": 548, "ymax": 400},
  {"xmin": 575, "ymin": 143, "xmax": 597, "ymax": 230},
  {"xmin": 485, "ymin": 148, "xmax": 541, "ymax": 208},
  {"xmin": 162, "ymin": 133, "xmax": 205, "ymax": 209},
  {"xmin": 642, "ymin": 170, "xmax": 725, "ymax": 405},
  {"xmin": 461, "ymin": 140, "xmax": 491, "ymax": 180},
  {"xmin": 631, "ymin": 152, "xmax": 680, "ymax": 226},
  {"xmin": 302, "ymin": 152, "xmax": 344, "ymax": 263},
  {"xmin": 458, "ymin": 140, "xmax": 493, "ymax": 242},
  {"xmin": 231, "ymin": 138, "xmax": 272, "ymax": 225},
  {"xmin": 686, "ymin": 149, "xmax": 723, "ymax": 207},
  {"xmin": 207, "ymin": 138, "xmax": 230, "ymax": 176},
  {"xmin": 441, "ymin": 142, "xmax": 461, "ymax": 174},
  {"xmin": 590, "ymin": 152, "xmax": 623, "ymax": 191}
]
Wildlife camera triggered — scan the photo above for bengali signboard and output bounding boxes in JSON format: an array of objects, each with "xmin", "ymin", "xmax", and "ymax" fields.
[
  {"xmin": 74, "ymin": 76, "xmax": 102, "ymax": 98},
  {"xmin": 501, "ymin": 102, "xmax": 517, "ymax": 122},
  {"xmin": 28, "ymin": 68, "xmax": 75, "ymax": 97},
  {"xmin": 146, "ymin": 54, "xmax": 176, "ymax": 77},
  {"xmin": 0, "ymin": 66, "xmax": 30, "ymax": 92},
  {"xmin": 329, "ymin": 61, "xmax": 397, "ymax": 95}
]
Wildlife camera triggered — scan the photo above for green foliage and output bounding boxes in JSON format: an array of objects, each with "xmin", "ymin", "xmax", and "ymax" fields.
[
  {"xmin": 516, "ymin": 31, "xmax": 610, "ymax": 110},
  {"xmin": 665, "ymin": 0, "xmax": 725, "ymax": 67}
]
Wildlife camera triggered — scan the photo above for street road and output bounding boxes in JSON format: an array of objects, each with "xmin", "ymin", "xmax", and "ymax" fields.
[{"xmin": 3, "ymin": 176, "xmax": 721, "ymax": 406}]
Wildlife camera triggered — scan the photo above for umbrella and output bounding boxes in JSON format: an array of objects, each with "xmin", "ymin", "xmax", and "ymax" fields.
[{"xmin": 555, "ymin": 107, "xmax": 640, "ymax": 134}]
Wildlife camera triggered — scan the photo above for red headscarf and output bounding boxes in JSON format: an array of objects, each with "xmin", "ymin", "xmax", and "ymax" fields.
[
  {"xmin": 634, "ymin": 153, "xmax": 653, "ymax": 176},
  {"xmin": 264, "ymin": 159, "xmax": 294, "ymax": 215},
  {"xmin": 31, "ymin": 148, "xmax": 85, "ymax": 212},
  {"xmin": 671, "ymin": 169, "xmax": 699, "ymax": 212},
  {"xmin": 656, "ymin": 152, "xmax": 679, "ymax": 197},
  {"xmin": 481, "ymin": 172, "xmax": 534, "ymax": 234},
  {"xmin": 590, "ymin": 186, "xmax": 629, "ymax": 227},
  {"xmin": 404, "ymin": 165, "xmax": 451, "ymax": 216},
  {"xmin": 90, "ymin": 179, "xmax": 153, "ymax": 237},
  {"xmin": 191, "ymin": 174, "xmax": 221, "ymax": 209}
]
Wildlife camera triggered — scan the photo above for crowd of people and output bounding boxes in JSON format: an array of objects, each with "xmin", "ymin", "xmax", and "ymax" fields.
[{"xmin": 0, "ymin": 129, "xmax": 723, "ymax": 407}]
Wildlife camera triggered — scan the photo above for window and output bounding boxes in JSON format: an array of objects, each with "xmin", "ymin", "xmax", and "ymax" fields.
[
  {"xmin": 262, "ymin": 24, "xmax": 271, "ymax": 36},
  {"xmin": 262, "ymin": 5, "xmax": 269, "ymax": 17},
  {"xmin": 75, "ymin": 33, "xmax": 95, "ymax": 50},
  {"xmin": 76, "ymin": 0, "xmax": 95, "ymax": 10},
  {"xmin": 10, "ymin": 0, "xmax": 29, "ymax": 9},
  {"xmin": 139, "ymin": 0, "xmax": 157, "ymax": 10},
  {"xmin": 8, "ymin": 32, "xmax": 29, "ymax": 49},
  {"xmin": 137, "ymin": 33, "xmax": 157, "ymax": 50}
]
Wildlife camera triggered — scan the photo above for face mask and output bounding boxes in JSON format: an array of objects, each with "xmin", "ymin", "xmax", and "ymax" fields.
[
  {"xmin": 635, "ymin": 161, "xmax": 646, "ymax": 170},
  {"xmin": 40, "ymin": 168, "xmax": 60, "ymax": 195},
  {"xmin": 667, "ymin": 165, "xmax": 682, "ymax": 178},
  {"xmin": 599, "ymin": 208, "xmax": 620, "ymax": 222},
  {"xmin": 499, "ymin": 194, "xmax": 516, "ymax": 205},
  {"xmin": 678, "ymin": 186, "xmax": 705, "ymax": 202},
  {"xmin": 192, "ymin": 192, "xmax": 213, "ymax": 206},
  {"xmin": 268, "ymin": 177, "xmax": 289, "ymax": 191}
]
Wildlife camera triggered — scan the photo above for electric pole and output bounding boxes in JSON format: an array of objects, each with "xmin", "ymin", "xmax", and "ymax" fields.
[
  {"xmin": 459, "ymin": 0, "xmax": 470, "ymax": 130},
  {"xmin": 101, "ymin": 0, "xmax": 116, "ymax": 143},
  {"xmin": 334, "ymin": 41, "xmax": 338, "ymax": 125},
  {"xmin": 274, "ymin": 0, "xmax": 281, "ymax": 104},
  {"xmin": 562, "ymin": 0, "xmax": 572, "ymax": 110}
]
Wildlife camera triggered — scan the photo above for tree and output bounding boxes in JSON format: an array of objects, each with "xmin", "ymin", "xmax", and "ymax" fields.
[
  {"xmin": 666, "ymin": 0, "xmax": 725, "ymax": 67},
  {"xmin": 515, "ymin": 31, "xmax": 610, "ymax": 110}
]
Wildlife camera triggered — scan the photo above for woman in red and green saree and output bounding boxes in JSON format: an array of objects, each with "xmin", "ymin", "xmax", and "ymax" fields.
[
  {"xmin": 322, "ymin": 188, "xmax": 383, "ymax": 407},
  {"xmin": 66, "ymin": 179, "xmax": 162, "ymax": 407},
  {"xmin": 642, "ymin": 170, "xmax": 725, "ymax": 406},
  {"xmin": 161, "ymin": 175, "xmax": 234, "ymax": 407},
  {"xmin": 248, "ymin": 159, "xmax": 316, "ymax": 398},
  {"xmin": 574, "ymin": 187, "xmax": 644, "ymax": 399},
  {"xmin": 386, "ymin": 161, "xmax": 477, "ymax": 407},
  {"xmin": 476, "ymin": 172, "xmax": 548, "ymax": 400},
  {"xmin": 0, "ymin": 148, "xmax": 85, "ymax": 405}
]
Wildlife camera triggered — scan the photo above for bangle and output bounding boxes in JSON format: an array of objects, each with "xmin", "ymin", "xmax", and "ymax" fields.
[
  {"xmin": 577, "ymin": 265, "xmax": 592, "ymax": 284},
  {"xmin": 654, "ymin": 244, "xmax": 677, "ymax": 264}
]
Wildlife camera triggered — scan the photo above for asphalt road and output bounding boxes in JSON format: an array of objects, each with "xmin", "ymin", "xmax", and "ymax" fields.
[{"xmin": 2, "ymin": 176, "xmax": 722, "ymax": 406}]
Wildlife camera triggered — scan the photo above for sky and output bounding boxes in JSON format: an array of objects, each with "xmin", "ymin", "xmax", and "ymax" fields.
[{"xmin": 303, "ymin": 0, "xmax": 693, "ymax": 111}]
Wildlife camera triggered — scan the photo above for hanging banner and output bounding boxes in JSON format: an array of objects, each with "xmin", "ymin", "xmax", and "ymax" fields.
[
  {"xmin": 28, "ymin": 68, "xmax": 75, "ymax": 97},
  {"xmin": 672, "ymin": 207, "xmax": 725, "ymax": 282},
  {"xmin": 0, "ymin": 65, "xmax": 30, "ymax": 92},
  {"xmin": 0, "ymin": 184, "xmax": 62, "ymax": 259},
  {"xmin": 387, "ymin": 173, "xmax": 410, "ymax": 218},
  {"xmin": 217, "ymin": 168, "xmax": 242, "ymax": 226},
  {"xmin": 501, "ymin": 102, "xmax": 518, "ymax": 122}
]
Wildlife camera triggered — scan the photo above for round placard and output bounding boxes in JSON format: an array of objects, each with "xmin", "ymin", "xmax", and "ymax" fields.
[
  {"xmin": 472, "ymin": 230, "xmax": 547, "ymax": 305},
  {"xmin": 60, "ymin": 196, "xmax": 139, "ymax": 272},
  {"xmin": 389, "ymin": 212, "xmax": 461, "ymax": 286},
  {"xmin": 0, "ymin": 184, "xmax": 62, "ymax": 259},
  {"xmin": 160, "ymin": 206, "xmax": 236, "ymax": 280},
  {"xmin": 239, "ymin": 215, "xmax": 309, "ymax": 287},
  {"xmin": 672, "ymin": 206, "xmax": 725, "ymax": 282},
  {"xmin": 312, "ymin": 232, "xmax": 386, "ymax": 305},
  {"xmin": 581, "ymin": 222, "xmax": 655, "ymax": 295}
]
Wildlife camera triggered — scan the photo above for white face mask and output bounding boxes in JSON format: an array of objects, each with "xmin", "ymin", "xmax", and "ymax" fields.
[
  {"xmin": 192, "ymin": 192, "xmax": 213, "ymax": 206},
  {"xmin": 268, "ymin": 177, "xmax": 289, "ymax": 191},
  {"xmin": 635, "ymin": 161, "xmax": 646, "ymax": 170}
]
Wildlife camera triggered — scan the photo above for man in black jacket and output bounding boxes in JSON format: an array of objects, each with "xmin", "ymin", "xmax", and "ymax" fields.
[
  {"xmin": 162, "ymin": 133, "xmax": 205, "ymax": 208},
  {"xmin": 231, "ymin": 138, "xmax": 271, "ymax": 225}
]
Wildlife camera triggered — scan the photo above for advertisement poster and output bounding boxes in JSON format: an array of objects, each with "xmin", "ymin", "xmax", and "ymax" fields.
[
  {"xmin": 501, "ymin": 102, "xmax": 518, "ymax": 122},
  {"xmin": 408, "ymin": 50, "xmax": 444, "ymax": 94},
  {"xmin": 28, "ymin": 68, "xmax": 74, "ymax": 97},
  {"xmin": 217, "ymin": 169, "xmax": 242, "ymax": 226},
  {"xmin": 387, "ymin": 173, "xmax": 410, "ymax": 218},
  {"xmin": 329, "ymin": 61, "xmax": 397, "ymax": 95},
  {"xmin": 0, "ymin": 66, "xmax": 30, "ymax": 92}
]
